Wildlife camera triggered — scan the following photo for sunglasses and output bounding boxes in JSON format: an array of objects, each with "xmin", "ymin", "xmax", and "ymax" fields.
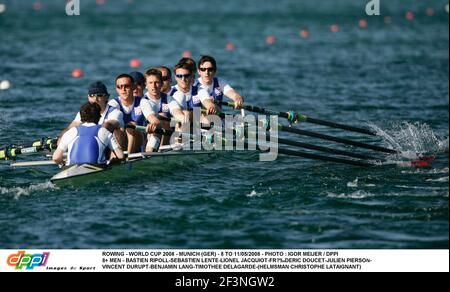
[
  {"xmin": 116, "ymin": 84, "xmax": 132, "ymax": 90},
  {"xmin": 162, "ymin": 76, "xmax": 171, "ymax": 81},
  {"xmin": 175, "ymin": 74, "xmax": 191, "ymax": 80},
  {"xmin": 199, "ymin": 67, "xmax": 215, "ymax": 73},
  {"xmin": 89, "ymin": 94, "xmax": 109, "ymax": 98}
]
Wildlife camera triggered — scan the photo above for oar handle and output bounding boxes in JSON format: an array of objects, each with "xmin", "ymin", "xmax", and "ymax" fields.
[
  {"xmin": 125, "ymin": 124, "xmax": 175, "ymax": 136},
  {"xmin": 158, "ymin": 114, "xmax": 180, "ymax": 123}
]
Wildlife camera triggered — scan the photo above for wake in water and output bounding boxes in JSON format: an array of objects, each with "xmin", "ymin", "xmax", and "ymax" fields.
[
  {"xmin": 369, "ymin": 122, "xmax": 449, "ymax": 158},
  {"xmin": 0, "ymin": 182, "xmax": 56, "ymax": 200}
]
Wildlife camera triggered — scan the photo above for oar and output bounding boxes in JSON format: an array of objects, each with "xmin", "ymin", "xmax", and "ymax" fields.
[
  {"xmin": 217, "ymin": 125, "xmax": 379, "ymax": 161},
  {"xmin": 212, "ymin": 135, "xmax": 429, "ymax": 168},
  {"xmin": 1, "ymin": 125, "xmax": 172, "ymax": 161},
  {"xmin": 11, "ymin": 160, "xmax": 57, "ymax": 167},
  {"xmin": 0, "ymin": 137, "xmax": 58, "ymax": 161},
  {"xmin": 129, "ymin": 121, "xmax": 378, "ymax": 166},
  {"xmin": 219, "ymin": 101, "xmax": 377, "ymax": 136},
  {"xmin": 278, "ymin": 124, "xmax": 398, "ymax": 154},
  {"xmin": 209, "ymin": 111, "xmax": 398, "ymax": 155},
  {"xmin": 215, "ymin": 135, "xmax": 386, "ymax": 167},
  {"xmin": 11, "ymin": 148, "xmax": 213, "ymax": 168},
  {"xmin": 125, "ymin": 124, "xmax": 175, "ymax": 136}
]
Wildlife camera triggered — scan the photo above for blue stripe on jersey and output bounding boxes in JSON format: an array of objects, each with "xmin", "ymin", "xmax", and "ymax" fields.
[
  {"xmin": 114, "ymin": 96, "xmax": 145, "ymax": 126},
  {"xmin": 69, "ymin": 125, "xmax": 102, "ymax": 165}
]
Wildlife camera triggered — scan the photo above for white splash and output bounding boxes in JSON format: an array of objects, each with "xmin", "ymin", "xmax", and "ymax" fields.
[
  {"xmin": 327, "ymin": 190, "xmax": 375, "ymax": 199},
  {"xmin": 369, "ymin": 122, "xmax": 447, "ymax": 157},
  {"xmin": 0, "ymin": 182, "xmax": 56, "ymax": 200},
  {"xmin": 426, "ymin": 177, "xmax": 449, "ymax": 183},
  {"xmin": 246, "ymin": 190, "xmax": 263, "ymax": 197},
  {"xmin": 347, "ymin": 178, "xmax": 359, "ymax": 188}
]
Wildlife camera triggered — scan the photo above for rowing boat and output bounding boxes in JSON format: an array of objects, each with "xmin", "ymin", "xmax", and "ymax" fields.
[
  {"xmin": 3, "ymin": 103, "xmax": 434, "ymax": 187},
  {"xmin": 50, "ymin": 149, "xmax": 214, "ymax": 187}
]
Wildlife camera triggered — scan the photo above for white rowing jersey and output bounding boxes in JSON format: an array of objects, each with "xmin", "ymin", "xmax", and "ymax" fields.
[
  {"xmin": 195, "ymin": 77, "xmax": 234, "ymax": 100},
  {"xmin": 169, "ymin": 84, "xmax": 211, "ymax": 111},
  {"xmin": 74, "ymin": 103, "xmax": 124, "ymax": 129},
  {"xmin": 141, "ymin": 92, "xmax": 181, "ymax": 118},
  {"xmin": 108, "ymin": 97, "xmax": 145, "ymax": 126},
  {"xmin": 57, "ymin": 123, "xmax": 121, "ymax": 166}
]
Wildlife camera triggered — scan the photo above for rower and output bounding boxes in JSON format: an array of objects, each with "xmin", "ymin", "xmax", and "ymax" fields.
[
  {"xmin": 109, "ymin": 74, "xmax": 145, "ymax": 154},
  {"xmin": 178, "ymin": 57, "xmax": 197, "ymax": 85},
  {"xmin": 141, "ymin": 68, "xmax": 189, "ymax": 152},
  {"xmin": 170, "ymin": 61, "xmax": 217, "ymax": 116},
  {"xmin": 156, "ymin": 66, "xmax": 173, "ymax": 94},
  {"xmin": 53, "ymin": 102, "xmax": 124, "ymax": 166},
  {"xmin": 130, "ymin": 71, "xmax": 146, "ymax": 99},
  {"xmin": 58, "ymin": 81, "xmax": 125, "ymax": 147},
  {"xmin": 195, "ymin": 55, "xmax": 244, "ymax": 109}
]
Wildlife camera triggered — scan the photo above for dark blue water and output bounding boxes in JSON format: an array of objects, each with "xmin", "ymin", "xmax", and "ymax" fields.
[{"xmin": 0, "ymin": 0, "xmax": 448, "ymax": 249}]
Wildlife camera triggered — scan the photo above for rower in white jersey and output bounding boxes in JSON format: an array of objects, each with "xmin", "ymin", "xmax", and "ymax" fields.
[
  {"xmin": 58, "ymin": 81, "xmax": 125, "ymax": 151},
  {"xmin": 141, "ymin": 68, "xmax": 189, "ymax": 152},
  {"xmin": 157, "ymin": 66, "xmax": 174, "ymax": 94},
  {"xmin": 53, "ymin": 103, "xmax": 124, "ymax": 166},
  {"xmin": 169, "ymin": 61, "xmax": 217, "ymax": 116},
  {"xmin": 109, "ymin": 73, "xmax": 145, "ymax": 154},
  {"xmin": 178, "ymin": 57, "xmax": 197, "ymax": 85},
  {"xmin": 195, "ymin": 55, "xmax": 244, "ymax": 109},
  {"xmin": 130, "ymin": 71, "xmax": 146, "ymax": 99}
]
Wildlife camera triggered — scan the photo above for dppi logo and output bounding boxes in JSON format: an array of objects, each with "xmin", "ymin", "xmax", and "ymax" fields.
[{"xmin": 7, "ymin": 251, "xmax": 50, "ymax": 270}]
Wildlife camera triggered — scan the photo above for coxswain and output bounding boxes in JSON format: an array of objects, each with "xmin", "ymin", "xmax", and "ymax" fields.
[{"xmin": 58, "ymin": 81, "xmax": 125, "ymax": 152}]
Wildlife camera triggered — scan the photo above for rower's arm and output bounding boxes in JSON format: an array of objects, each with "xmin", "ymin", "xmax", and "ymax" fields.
[
  {"xmin": 53, "ymin": 129, "xmax": 74, "ymax": 165},
  {"xmin": 225, "ymin": 89, "xmax": 244, "ymax": 109},
  {"xmin": 146, "ymin": 114, "xmax": 161, "ymax": 126},
  {"xmin": 57, "ymin": 120, "xmax": 81, "ymax": 145},
  {"xmin": 198, "ymin": 88, "xmax": 218, "ymax": 114},
  {"xmin": 108, "ymin": 134, "xmax": 124, "ymax": 161},
  {"xmin": 171, "ymin": 108, "xmax": 189, "ymax": 125},
  {"xmin": 202, "ymin": 99, "xmax": 218, "ymax": 115},
  {"xmin": 52, "ymin": 149, "xmax": 65, "ymax": 165},
  {"xmin": 112, "ymin": 147, "xmax": 124, "ymax": 160},
  {"xmin": 144, "ymin": 114, "xmax": 161, "ymax": 134},
  {"xmin": 103, "ymin": 120, "xmax": 121, "ymax": 133}
]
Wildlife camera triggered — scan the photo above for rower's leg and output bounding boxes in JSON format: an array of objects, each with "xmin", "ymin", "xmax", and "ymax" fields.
[
  {"xmin": 114, "ymin": 128, "xmax": 127, "ymax": 152},
  {"xmin": 145, "ymin": 134, "xmax": 161, "ymax": 152},
  {"xmin": 160, "ymin": 120, "xmax": 171, "ymax": 146},
  {"xmin": 126, "ymin": 128, "xmax": 143, "ymax": 154}
]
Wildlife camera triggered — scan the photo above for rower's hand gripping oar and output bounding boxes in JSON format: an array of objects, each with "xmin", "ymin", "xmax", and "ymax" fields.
[
  {"xmin": 0, "ymin": 137, "xmax": 58, "ymax": 161},
  {"xmin": 125, "ymin": 124, "xmax": 175, "ymax": 136},
  {"xmin": 219, "ymin": 101, "xmax": 377, "ymax": 136}
]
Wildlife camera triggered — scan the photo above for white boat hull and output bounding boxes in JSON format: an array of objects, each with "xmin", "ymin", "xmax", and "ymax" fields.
[{"xmin": 50, "ymin": 150, "xmax": 214, "ymax": 187}]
